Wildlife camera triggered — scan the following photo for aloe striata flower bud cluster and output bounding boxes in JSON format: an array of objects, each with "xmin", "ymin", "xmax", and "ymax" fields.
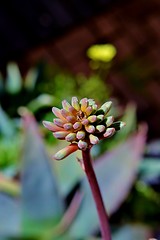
[{"xmin": 43, "ymin": 97, "xmax": 125, "ymax": 160}]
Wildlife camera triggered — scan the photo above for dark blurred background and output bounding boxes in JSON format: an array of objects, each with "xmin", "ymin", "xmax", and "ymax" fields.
[{"xmin": 0, "ymin": 0, "xmax": 160, "ymax": 139}]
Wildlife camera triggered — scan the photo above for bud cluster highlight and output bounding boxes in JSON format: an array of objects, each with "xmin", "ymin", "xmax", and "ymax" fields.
[{"xmin": 43, "ymin": 97, "xmax": 125, "ymax": 160}]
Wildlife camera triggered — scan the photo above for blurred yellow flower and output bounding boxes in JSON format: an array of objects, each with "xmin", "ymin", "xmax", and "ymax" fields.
[{"xmin": 87, "ymin": 44, "xmax": 117, "ymax": 62}]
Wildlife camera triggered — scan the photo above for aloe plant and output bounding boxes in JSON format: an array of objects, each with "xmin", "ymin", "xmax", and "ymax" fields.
[
  {"xmin": 0, "ymin": 98, "xmax": 149, "ymax": 240},
  {"xmin": 43, "ymin": 97, "xmax": 126, "ymax": 240}
]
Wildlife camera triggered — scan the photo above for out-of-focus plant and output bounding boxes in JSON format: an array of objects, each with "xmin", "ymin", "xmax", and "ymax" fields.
[
  {"xmin": 87, "ymin": 43, "xmax": 116, "ymax": 79},
  {"xmin": 0, "ymin": 44, "xmax": 117, "ymax": 120},
  {"xmin": 0, "ymin": 62, "xmax": 54, "ymax": 117},
  {"xmin": 37, "ymin": 65, "xmax": 111, "ymax": 107},
  {"xmin": 0, "ymin": 105, "xmax": 21, "ymax": 170},
  {"xmin": 0, "ymin": 105, "xmax": 151, "ymax": 240},
  {"xmin": 37, "ymin": 44, "xmax": 117, "ymax": 108}
]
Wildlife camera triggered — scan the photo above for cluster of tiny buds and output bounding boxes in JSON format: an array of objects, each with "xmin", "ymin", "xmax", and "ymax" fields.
[{"xmin": 43, "ymin": 97, "xmax": 125, "ymax": 160}]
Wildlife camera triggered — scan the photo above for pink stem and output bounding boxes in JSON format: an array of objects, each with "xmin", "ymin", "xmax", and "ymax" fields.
[{"xmin": 82, "ymin": 148, "xmax": 111, "ymax": 240}]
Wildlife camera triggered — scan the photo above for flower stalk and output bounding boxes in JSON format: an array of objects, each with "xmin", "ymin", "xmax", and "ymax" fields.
[
  {"xmin": 43, "ymin": 97, "xmax": 126, "ymax": 239},
  {"xmin": 82, "ymin": 148, "xmax": 111, "ymax": 240}
]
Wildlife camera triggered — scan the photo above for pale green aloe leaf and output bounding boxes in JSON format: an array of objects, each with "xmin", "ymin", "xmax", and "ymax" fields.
[
  {"xmin": 69, "ymin": 125, "xmax": 147, "ymax": 238},
  {"xmin": 0, "ymin": 193, "xmax": 20, "ymax": 237},
  {"xmin": 27, "ymin": 94, "xmax": 55, "ymax": 113},
  {"xmin": 139, "ymin": 139, "xmax": 160, "ymax": 182},
  {"xmin": 6, "ymin": 62, "xmax": 22, "ymax": 94},
  {"xmin": 145, "ymin": 139, "xmax": 160, "ymax": 156},
  {"xmin": 112, "ymin": 224, "xmax": 152, "ymax": 240},
  {"xmin": 24, "ymin": 68, "xmax": 38, "ymax": 90},
  {"xmin": 0, "ymin": 105, "xmax": 15, "ymax": 138},
  {"xmin": 139, "ymin": 158, "xmax": 160, "ymax": 181},
  {"xmin": 21, "ymin": 112, "xmax": 64, "ymax": 235}
]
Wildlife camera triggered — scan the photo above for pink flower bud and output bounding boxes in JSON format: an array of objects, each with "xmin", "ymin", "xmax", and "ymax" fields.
[
  {"xmin": 85, "ymin": 124, "xmax": 95, "ymax": 133},
  {"xmin": 53, "ymin": 131, "xmax": 69, "ymax": 139},
  {"xmin": 76, "ymin": 131, "xmax": 85, "ymax": 140},
  {"xmin": 103, "ymin": 128, "xmax": 115, "ymax": 138},
  {"xmin": 54, "ymin": 144, "xmax": 78, "ymax": 160},
  {"xmin": 43, "ymin": 121, "xmax": 63, "ymax": 132},
  {"xmin": 65, "ymin": 133, "xmax": 76, "ymax": 142},
  {"xmin": 78, "ymin": 140, "xmax": 88, "ymax": 150},
  {"xmin": 89, "ymin": 134, "xmax": 99, "ymax": 145},
  {"xmin": 71, "ymin": 96, "xmax": 80, "ymax": 111}
]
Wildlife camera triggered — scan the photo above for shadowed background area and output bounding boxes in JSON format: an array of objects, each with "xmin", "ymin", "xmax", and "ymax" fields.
[{"xmin": 0, "ymin": 0, "xmax": 160, "ymax": 139}]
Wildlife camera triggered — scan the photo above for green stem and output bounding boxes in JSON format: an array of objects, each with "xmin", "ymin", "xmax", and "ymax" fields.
[{"xmin": 82, "ymin": 148, "xmax": 111, "ymax": 240}]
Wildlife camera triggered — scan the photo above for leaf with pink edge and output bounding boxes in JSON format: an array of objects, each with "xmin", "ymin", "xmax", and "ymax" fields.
[{"xmin": 21, "ymin": 112, "xmax": 64, "ymax": 235}]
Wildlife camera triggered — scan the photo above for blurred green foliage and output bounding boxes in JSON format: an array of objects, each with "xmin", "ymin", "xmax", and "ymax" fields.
[
  {"xmin": 0, "ymin": 109, "xmax": 150, "ymax": 240},
  {"xmin": 37, "ymin": 64, "xmax": 110, "ymax": 107}
]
